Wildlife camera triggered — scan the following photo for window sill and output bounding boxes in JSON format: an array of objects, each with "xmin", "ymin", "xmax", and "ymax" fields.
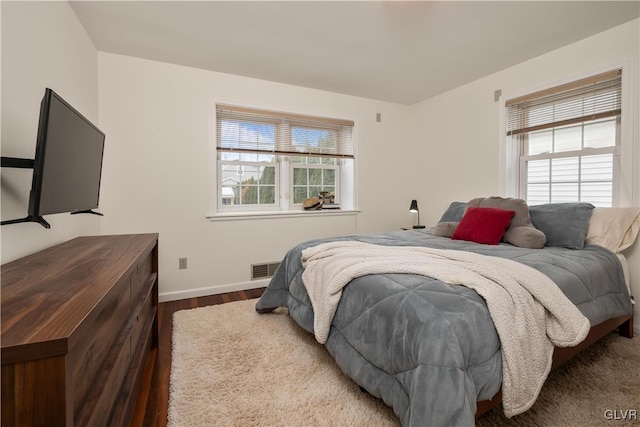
[{"xmin": 207, "ymin": 209, "xmax": 360, "ymax": 221}]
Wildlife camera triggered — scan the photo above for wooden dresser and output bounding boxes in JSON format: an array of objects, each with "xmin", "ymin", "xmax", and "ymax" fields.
[{"xmin": 1, "ymin": 233, "xmax": 159, "ymax": 426}]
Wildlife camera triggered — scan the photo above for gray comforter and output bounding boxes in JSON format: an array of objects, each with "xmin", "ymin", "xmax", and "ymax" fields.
[{"xmin": 255, "ymin": 230, "xmax": 632, "ymax": 427}]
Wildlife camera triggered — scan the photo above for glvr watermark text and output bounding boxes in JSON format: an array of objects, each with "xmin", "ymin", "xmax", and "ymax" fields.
[{"xmin": 604, "ymin": 409, "xmax": 637, "ymax": 421}]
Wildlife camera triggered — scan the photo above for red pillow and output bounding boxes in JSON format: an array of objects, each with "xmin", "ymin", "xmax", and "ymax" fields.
[{"xmin": 451, "ymin": 207, "xmax": 516, "ymax": 245}]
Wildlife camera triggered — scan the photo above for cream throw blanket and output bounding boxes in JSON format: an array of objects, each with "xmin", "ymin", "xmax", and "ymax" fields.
[{"xmin": 301, "ymin": 241, "xmax": 591, "ymax": 417}]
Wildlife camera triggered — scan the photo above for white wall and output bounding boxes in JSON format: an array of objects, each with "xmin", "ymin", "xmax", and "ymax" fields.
[
  {"xmin": 410, "ymin": 19, "xmax": 640, "ymax": 329},
  {"xmin": 1, "ymin": 1, "xmax": 100, "ymax": 263},
  {"xmin": 97, "ymin": 53, "xmax": 415, "ymax": 300}
]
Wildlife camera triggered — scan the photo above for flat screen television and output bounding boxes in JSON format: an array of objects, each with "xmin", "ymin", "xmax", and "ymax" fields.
[{"xmin": 23, "ymin": 88, "xmax": 105, "ymax": 227}]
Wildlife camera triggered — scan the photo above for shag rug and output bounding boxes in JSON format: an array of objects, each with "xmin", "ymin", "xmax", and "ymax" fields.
[{"xmin": 168, "ymin": 299, "xmax": 639, "ymax": 426}]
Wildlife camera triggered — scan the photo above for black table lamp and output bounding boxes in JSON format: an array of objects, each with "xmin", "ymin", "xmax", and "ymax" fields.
[{"xmin": 409, "ymin": 200, "xmax": 425, "ymax": 229}]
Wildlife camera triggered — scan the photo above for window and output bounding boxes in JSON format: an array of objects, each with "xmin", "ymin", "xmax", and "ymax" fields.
[
  {"xmin": 506, "ymin": 69, "xmax": 622, "ymax": 207},
  {"xmin": 216, "ymin": 104, "xmax": 354, "ymax": 213}
]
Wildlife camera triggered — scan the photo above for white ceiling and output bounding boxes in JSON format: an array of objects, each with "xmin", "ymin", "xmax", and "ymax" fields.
[{"xmin": 69, "ymin": 1, "xmax": 640, "ymax": 105}]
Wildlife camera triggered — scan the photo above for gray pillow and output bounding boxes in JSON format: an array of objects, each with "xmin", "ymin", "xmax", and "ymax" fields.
[
  {"xmin": 433, "ymin": 221, "xmax": 459, "ymax": 237},
  {"xmin": 467, "ymin": 196, "xmax": 546, "ymax": 249},
  {"xmin": 438, "ymin": 202, "xmax": 466, "ymax": 223},
  {"xmin": 529, "ymin": 203, "xmax": 595, "ymax": 249}
]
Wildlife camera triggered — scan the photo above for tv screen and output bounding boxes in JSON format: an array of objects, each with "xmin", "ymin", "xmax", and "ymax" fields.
[{"xmin": 29, "ymin": 88, "xmax": 105, "ymax": 217}]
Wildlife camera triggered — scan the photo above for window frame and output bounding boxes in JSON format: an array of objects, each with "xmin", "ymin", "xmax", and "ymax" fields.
[
  {"xmin": 210, "ymin": 103, "xmax": 356, "ymax": 217},
  {"xmin": 503, "ymin": 64, "xmax": 633, "ymax": 209}
]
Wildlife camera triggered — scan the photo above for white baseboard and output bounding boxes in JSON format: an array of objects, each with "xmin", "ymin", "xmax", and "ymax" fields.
[{"xmin": 159, "ymin": 279, "xmax": 270, "ymax": 303}]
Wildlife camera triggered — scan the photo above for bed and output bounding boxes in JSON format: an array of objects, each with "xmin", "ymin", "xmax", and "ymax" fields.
[{"xmin": 255, "ymin": 200, "xmax": 637, "ymax": 426}]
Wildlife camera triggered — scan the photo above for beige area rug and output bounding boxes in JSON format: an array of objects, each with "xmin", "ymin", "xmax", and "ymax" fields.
[{"xmin": 169, "ymin": 299, "xmax": 639, "ymax": 426}]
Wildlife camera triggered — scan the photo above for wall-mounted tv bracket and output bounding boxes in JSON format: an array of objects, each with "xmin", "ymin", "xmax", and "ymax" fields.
[
  {"xmin": 71, "ymin": 209, "xmax": 103, "ymax": 217},
  {"xmin": 1, "ymin": 156, "xmax": 50, "ymax": 228},
  {"xmin": 1, "ymin": 156, "xmax": 34, "ymax": 169}
]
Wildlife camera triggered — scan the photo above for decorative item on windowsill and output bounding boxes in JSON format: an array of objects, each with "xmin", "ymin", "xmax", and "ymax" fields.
[
  {"xmin": 319, "ymin": 191, "xmax": 335, "ymax": 204},
  {"xmin": 303, "ymin": 197, "xmax": 323, "ymax": 211},
  {"xmin": 409, "ymin": 199, "xmax": 426, "ymax": 229},
  {"xmin": 319, "ymin": 191, "xmax": 340, "ymax": 210}
]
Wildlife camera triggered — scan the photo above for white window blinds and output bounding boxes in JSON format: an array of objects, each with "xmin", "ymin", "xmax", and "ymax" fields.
[
  {"xmin": 506, "ymin": 69, "xmax": 621, "ymax": 136},
  {"xmin": 216, "ymin": 104, "xmax": 354, "ymax": 159}
]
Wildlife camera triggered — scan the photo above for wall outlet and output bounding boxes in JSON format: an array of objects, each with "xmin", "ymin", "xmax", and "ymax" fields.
[{"xmin": 179, "ymin": 257, "xmax": 188, "ymax": 269}]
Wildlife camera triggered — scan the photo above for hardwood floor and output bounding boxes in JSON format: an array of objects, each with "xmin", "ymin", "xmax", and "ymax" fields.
[{"xmin": 132, "ymin": 287, "xmax": 266, "ymax": 427}]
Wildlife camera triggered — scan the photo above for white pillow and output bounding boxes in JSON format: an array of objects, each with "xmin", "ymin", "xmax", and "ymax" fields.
[{"xmin": 586, "ymin": 207, "xmax": 640, "ymax": 253}]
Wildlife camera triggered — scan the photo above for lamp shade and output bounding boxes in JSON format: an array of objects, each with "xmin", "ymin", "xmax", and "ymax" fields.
[{"xmin": 409, "ymin": 199, "xmax": 419, "ymax": 213}]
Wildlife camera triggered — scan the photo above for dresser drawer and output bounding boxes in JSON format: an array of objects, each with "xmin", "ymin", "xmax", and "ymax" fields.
[
  {"xmin": 132, "ymin": 251, "xmax": 153, "ymax": 303},
  {"xmin": 70, "ymin": 275, "xmax": 131, "ymax": 415},
  {"xmin": 131, "ymin": 286, "xmax": 155, "ymax": 356},
  {"xmin": 82, "ymin": 331, "xmax": 132, "ymax": 427}
]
